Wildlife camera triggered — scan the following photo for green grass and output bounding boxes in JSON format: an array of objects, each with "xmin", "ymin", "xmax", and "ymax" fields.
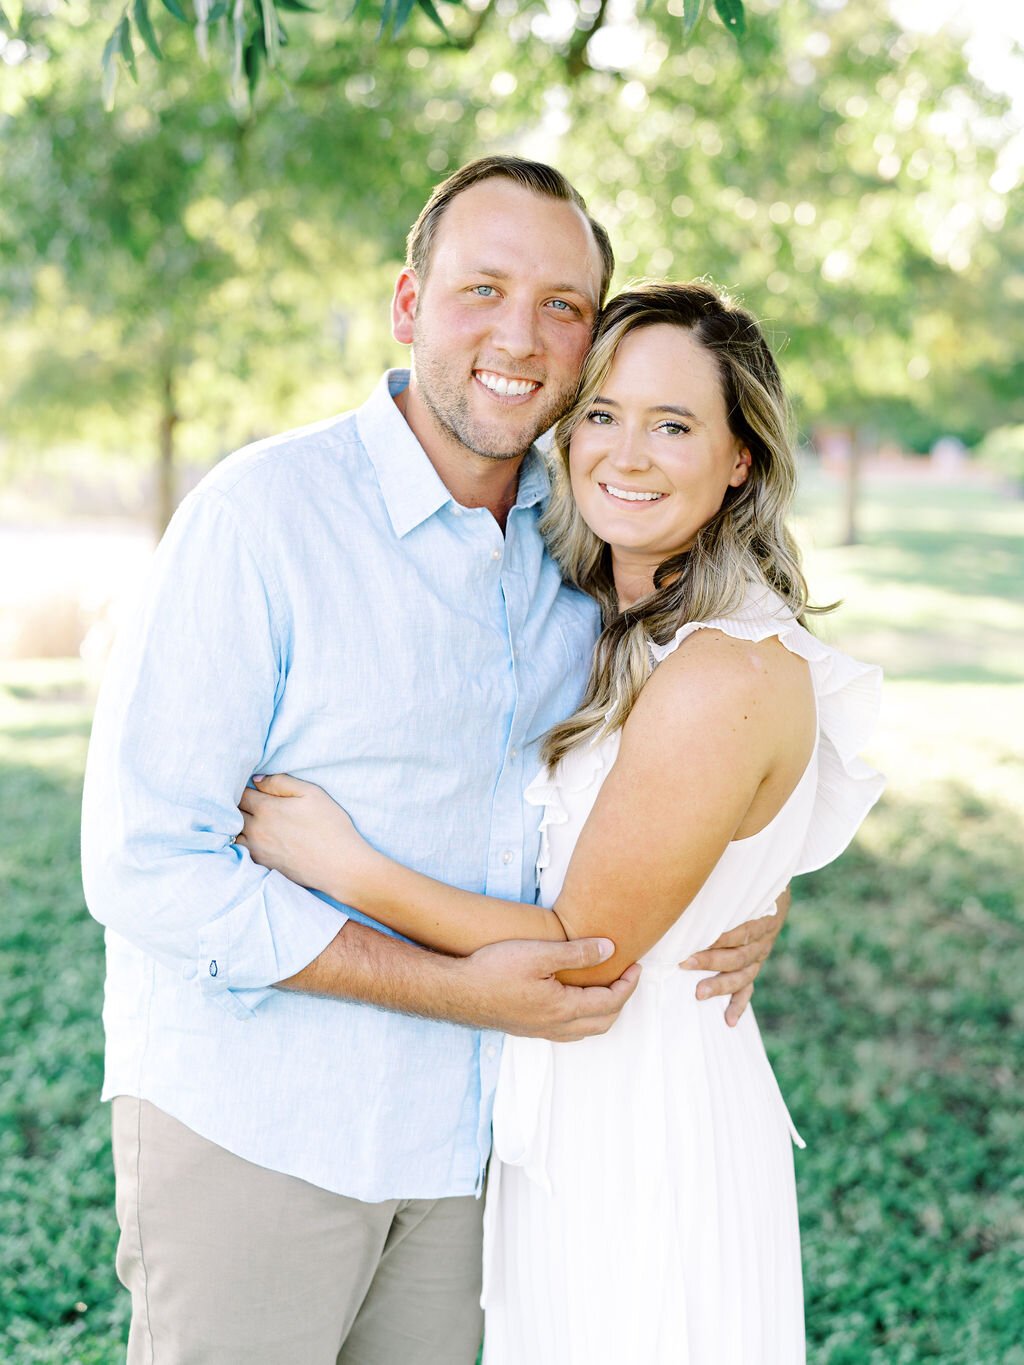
[{"xmin": 2, "ymin": 478, "xmax": 1023, "ymax": 1361}]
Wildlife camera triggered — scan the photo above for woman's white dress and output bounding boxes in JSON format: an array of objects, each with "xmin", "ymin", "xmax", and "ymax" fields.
[{"xmin": 481, "ymin": 587, "xmax": 884, "ymax": 1365}]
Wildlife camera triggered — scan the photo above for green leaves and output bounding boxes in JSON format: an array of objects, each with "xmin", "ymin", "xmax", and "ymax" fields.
[
  {"xmin": 712, "ymin": 0, "xmax": 745, "ymax": 37},
  {"xmin": 133, "ymin": 0, "xmax": 164, "ymax": 60},
  {"xmin": 680, "ymin": 0, "xmax": 746, "ymax": 42},
  {"xmin": 100, "ymin": 17, "xmax": 126, "ymax": 109},
  {"xmin": 0, "ymin": 0, "xmax": 23, "ymax": 38},
  {"xmin": 682, "ymin": 0, "xmax": 703, "ymax": 37},
  {"xmin": 94, "ymin": 0, "xmax": 748, "ymax": 107}
]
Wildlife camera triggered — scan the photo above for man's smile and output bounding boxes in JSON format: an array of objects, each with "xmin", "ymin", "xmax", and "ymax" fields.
[{"xmin": 473, "ymin": 369, "xmax": 543, "ymax": 401}]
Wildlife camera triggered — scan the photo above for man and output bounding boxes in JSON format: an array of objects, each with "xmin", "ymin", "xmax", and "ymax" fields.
[{"xmin": 82, "ymin": 156, "xmax": 785, "ymax": 1364}]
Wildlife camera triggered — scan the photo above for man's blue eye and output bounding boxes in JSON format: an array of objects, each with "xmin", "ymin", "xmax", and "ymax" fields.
[
  {"xmin": 549, "ymin": 299, "xmax": 573, "ymax": 312},
  {"xmin": 474, "ymin": 285, "xmax": 495, "ymax": 297}
]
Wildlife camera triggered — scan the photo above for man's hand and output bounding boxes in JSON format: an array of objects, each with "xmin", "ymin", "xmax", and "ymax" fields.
[
  {"xmin": 279, "ymin": 920, "xmax": 640, "ymax": 1042},
  {"xmin": 680, "ymin": 887, "xmax": 791, "ymax": 1027},
  {"xmin": 453, "ymin": 937, "xmax": 642, "ymax": 1042}
]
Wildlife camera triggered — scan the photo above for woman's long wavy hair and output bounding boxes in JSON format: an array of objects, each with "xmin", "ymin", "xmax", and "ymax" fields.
[{"xmin": 540, "ymin": 279, "xmax": 829, "ymax": 769}]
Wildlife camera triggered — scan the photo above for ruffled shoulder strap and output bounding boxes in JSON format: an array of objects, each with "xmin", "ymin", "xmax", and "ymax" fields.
[
  {"xmin": 524, "ymin": 731, "xmax": 619, "ymax": 877},
  {"xmin": 650, "ymin": 583, "xmax": 884, "ymax": 874}
]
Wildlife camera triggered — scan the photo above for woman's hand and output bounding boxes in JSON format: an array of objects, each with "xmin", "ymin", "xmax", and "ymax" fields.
[{"xmin": 236, "ymin": 774, "xmax": 371, "ymax": 902}]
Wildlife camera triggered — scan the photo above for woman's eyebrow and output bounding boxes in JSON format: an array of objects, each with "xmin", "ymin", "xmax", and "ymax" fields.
[{"xmin": 652, "ymin": 405, "xmax": 701, "ymax": 422}]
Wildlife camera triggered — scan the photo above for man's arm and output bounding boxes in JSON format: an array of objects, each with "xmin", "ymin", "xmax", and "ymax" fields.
[
  {"xmin": 280, "ymin": 921, "xmax": 641, "ymax": 1042},
  {"xmin": 81, "ymin": 489, "xmax": 345, "ymax": 1018},
  {"xmin": 82, "ymin": 486, "xmax": 638, "ymax": 1037}
]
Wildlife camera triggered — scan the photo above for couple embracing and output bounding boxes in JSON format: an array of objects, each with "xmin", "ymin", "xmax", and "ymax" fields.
[{"xmin": 82, "ymin": 155, "xmax": 883, "ymax": 1364}]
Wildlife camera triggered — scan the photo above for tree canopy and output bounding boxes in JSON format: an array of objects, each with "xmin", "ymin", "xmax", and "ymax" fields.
[{"xmin": 1, "ymin": 0, "xmax": 1021, "ymax": 529}]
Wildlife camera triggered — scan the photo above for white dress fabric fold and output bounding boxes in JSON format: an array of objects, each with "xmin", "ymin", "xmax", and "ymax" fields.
[{"xmin": 481, "ymin": 585, "xmax": 885, "ymax": 1365}]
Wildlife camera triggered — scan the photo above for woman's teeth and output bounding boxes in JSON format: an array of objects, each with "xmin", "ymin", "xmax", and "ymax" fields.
[{"xmin": 603, "ymin": 484, "xmax": 665, "ymax": 502}]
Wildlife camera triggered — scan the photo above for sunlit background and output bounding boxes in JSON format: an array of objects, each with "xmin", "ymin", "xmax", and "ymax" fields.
[{"xmin": 1, "ymin": 0, "xmax": 1022, "ymax": 1359}]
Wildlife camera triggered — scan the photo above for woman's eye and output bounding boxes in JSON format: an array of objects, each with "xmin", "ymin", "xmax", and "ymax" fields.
[
  {"xmin": 587, "ymin": 410, "xmax": 614, "ymax": 425},
  {"xmin": 660, "ymin": 422, "xmax": 690, "ymax": 436}
]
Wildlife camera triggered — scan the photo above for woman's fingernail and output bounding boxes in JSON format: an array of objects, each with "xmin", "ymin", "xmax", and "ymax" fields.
[
  {"xmin": 597, "ymin": 938, "xmax": 615, "ymax": 960},
  {"xmin": 696, "ymin": 984, "xmax": 709, "ymax": 1000},
  {"xmin": 253, "ymin": 774, "xmax": 266, "ymax": 782},
  {"xmin": 682, "ymin": 957, "xmax": 698, "ymax": 969}
]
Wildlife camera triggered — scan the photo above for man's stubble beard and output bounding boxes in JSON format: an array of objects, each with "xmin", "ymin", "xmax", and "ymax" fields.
[{"xmin": 413, "ymin": 335, "xmax": 579, "ymax": 463}]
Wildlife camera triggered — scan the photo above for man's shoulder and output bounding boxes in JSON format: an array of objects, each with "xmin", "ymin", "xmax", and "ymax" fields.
[{"xmin": 195, "ymin": 408, "xmax": 366, "ymax": 506}]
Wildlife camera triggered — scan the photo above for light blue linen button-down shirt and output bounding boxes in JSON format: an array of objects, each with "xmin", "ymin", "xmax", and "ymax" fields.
[{"xmin": 81, "ymin": 370, "xmax": 599, "ymax": 1201}]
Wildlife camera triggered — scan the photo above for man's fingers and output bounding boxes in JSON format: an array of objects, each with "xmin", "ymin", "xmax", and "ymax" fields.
[
  {"xmin": 600, "ymin": 961, "xmax": 642, "ymax": 1001},
  {"xmin": 724, "ymin": 983, "xmax": 754, "ymax": 1028},
  {"xmin": 704, "ymin": 915, "xmax": 774, "ymax": 953},
  {"xmin": 238, "ymin": 788, "xmax": 261, "ymax": 815},
  {"xmin": 540, "ymin": 937, "xmax": 616, "ymax": 973},
  {"xmin": 682, "ymin": 941, "xmax": 766, "ymax": 974},
  {"xmin": 695, "ymin": 965, "xmax": 757, "ymax": 1000}
]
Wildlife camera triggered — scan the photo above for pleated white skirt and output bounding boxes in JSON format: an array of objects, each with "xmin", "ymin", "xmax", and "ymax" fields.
[{"xmin": 481, "ymin": 974, "xmax": 806, "ymax": 1365}]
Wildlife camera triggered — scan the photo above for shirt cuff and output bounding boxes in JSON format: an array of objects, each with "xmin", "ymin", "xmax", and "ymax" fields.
[{"xmin": 195, "ymin": 873, "xmax": 347, "ymax": 1019}]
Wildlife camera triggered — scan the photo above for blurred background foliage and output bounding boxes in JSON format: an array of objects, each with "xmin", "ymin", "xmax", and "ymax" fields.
[
  {"xmin": 1, "ymin": 0, "xmax": 1022, "ymax": 530},
  {"xmin": 1, "ymin": 0, "xmax": 1023, "ymax": 1359}
]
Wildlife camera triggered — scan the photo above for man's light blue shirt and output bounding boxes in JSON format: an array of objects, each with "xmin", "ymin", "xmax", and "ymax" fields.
[{"xmin": 82, "ymin": 371, "xmax": 599, "ymax": 1201}]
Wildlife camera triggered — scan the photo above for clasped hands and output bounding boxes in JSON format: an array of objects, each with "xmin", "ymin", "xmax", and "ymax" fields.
[{"xmin": 237, "ymin": 774, "xmax": 789, "ymax": 1032}]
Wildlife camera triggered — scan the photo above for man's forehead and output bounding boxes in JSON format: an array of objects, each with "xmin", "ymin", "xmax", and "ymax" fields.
[{"xmin": 430, "ymin": 183, "xmax": 602, "ymax": 295}]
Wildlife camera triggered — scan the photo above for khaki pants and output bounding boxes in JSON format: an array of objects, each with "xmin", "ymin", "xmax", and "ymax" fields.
[{"xmin": 111, "ymin": 1098, "xmax": 484, "ymax": 1365}]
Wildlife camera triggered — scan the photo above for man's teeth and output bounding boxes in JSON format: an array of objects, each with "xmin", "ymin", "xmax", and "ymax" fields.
[
  {"xmin": 476, "ymin": 371, "xmax": 539, "ymax": 397},
  {"xmin": 604, "ymin": 484, "xmax": 665, "ymax": 502}
]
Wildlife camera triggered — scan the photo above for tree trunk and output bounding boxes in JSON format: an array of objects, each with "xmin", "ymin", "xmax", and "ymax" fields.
[
  {"xmin": 156, "ymin": 364, "xmax": 179, "ymax": 538},
  {"xmin": 841, "ymin": 425, "xmax": 866, "ymax": 547}
]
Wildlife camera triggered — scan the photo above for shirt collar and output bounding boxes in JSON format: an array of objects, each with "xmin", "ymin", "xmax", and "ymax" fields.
[{"xmin": 356, "ymin": 370, "xmax": 552, "ymax": 538}]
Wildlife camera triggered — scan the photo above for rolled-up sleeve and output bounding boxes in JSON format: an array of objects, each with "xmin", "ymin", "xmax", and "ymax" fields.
[{"xmin": 81, "ymin": 486, "xmax": 346, "ymax": 1017}]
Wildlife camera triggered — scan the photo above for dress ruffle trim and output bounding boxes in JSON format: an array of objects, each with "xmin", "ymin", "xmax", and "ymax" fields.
[
  {"xmin": 527, "ymin": 584, "xmax": 883, "ymax": 882},
  {"xmin": 524, "ymin": 734, "xmax": 616, "ymax": 877},
  {"xmin": 649, "ymin": 585, "xmax": 885, "ymax": 874}
]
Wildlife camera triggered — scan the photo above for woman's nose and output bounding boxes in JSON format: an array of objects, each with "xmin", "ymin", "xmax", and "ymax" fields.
[{"xmin": 607, "ymin": 429, "xmax": 652, "ymax": 471}]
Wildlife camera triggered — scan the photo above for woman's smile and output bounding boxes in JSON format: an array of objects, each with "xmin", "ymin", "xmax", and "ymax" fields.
[{"xmin": 599, "ymin": 482, "xmax": 667, "ymax": 504}]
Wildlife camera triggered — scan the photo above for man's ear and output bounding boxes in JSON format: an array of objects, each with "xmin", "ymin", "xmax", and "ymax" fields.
[
  {"xmin": 729, "ymin": 443, "xmax": 752, "ymax": 489},
  {"xmin": 392, "ymin": 268, "xmax": 419, "ymax": 346}
]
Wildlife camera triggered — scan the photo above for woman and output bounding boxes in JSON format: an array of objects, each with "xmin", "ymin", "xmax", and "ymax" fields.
[{"xmin": 238, "ymin": 282, "xmax": 884, "ymax": 1363}]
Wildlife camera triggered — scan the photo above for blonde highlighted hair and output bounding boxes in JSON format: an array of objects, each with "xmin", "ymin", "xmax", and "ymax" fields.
[{"xmin": 541, "ymin": 279, "xmax": 828, "ymax": 768}]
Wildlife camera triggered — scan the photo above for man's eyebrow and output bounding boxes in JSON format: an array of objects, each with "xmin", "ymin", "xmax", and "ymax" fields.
[{"xmin": 471, "ymin": 267, "xmax": 596, "ymax": 302}]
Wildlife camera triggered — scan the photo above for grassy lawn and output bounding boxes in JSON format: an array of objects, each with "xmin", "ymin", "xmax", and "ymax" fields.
[{"xmin": 1, "ymin": 475, "xmax": 1022, "ymax": 1362}]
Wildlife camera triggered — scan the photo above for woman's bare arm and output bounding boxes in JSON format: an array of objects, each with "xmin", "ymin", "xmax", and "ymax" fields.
[
  {"xmin": 238, "ymin": 780, "xmax": 568, "ymax": 955},
  {"xmin": 238, "ymin": 631, "xmax": 812, "ymax": 984}
]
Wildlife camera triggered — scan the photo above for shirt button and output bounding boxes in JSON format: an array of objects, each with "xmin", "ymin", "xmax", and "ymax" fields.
[
  {"xmin": 451, "ymin": 505, "xmax": 462, "ymax": 517},
  {"xmin": 486, "ymin": 1044, "xmax": 498, "ymax": 1060},
  {"xmin": 501, "ymin": 850, "xmax": 514, "ymax": 866},
  {"xmin": 491, "ymin": 548, "xmax": 501, "ymax": 561},
  {"xmin": 510, "ymin": 747, "xmax": 518, "ymax": 760}
]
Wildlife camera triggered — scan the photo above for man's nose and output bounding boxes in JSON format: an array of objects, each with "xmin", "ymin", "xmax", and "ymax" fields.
[{"xmin": 489, "ymin": 299, "xmax": 541, "ymax": 361}]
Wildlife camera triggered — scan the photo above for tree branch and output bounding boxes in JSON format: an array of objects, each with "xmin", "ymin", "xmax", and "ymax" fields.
[{"xmin": 564, "ymin": 0, "xmax": 610, "ymax": 80}]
